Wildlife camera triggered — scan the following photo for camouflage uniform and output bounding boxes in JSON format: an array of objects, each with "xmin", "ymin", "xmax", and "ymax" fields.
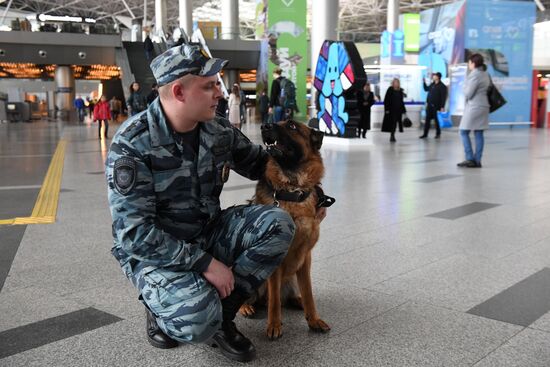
[{"xmin": 106, "ymin": 89, "xmax": 295, "ymax": 342}]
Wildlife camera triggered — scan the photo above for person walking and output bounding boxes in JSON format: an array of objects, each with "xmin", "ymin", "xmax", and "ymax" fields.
[
  {"xmin": 144, "ymin": 34, "xmax": 155, "ymax": 61},
  {"xmin": 382, "ymin": 78, "xmax": 407, "ymax": 143},
  {"xmin": 239, "ymin": 86, "xmax": 247, "ymax": 125},
  {"xmin": 93, "ymin": 94, "xmax": 111, "ymax": 139},
  {"xmin": 258, "ymin": 90, "xmax": 269, "ymax": 124},
  {"xmin": 74, "ymin": 96, "xmax": 85, "ymax": 123},
  {"xmin": 269, "ymin": 68, "xmax": 285, "ymax": 122},
  {"xmin": 228, "ymin": 84, "xmax": 242, "ymax": 129},
  {"xmin": 457, "ymin": 53, "xmax": 491, "ymax": 168},
  {"xmin": 420, "ymin": 72, "xmax": 447, "ymax": 139},
  {"xmin": 356, "ymin": 83, "xmax": 375, "ymax": 138},
  {"xmin": 87, "ymin": 97, "xmax": 95, "ymax": 120},
  {"xmin": 109, "ymin": 96, "xmax": 120, "ymax": 122},
  {"xmin": 127, "ymin": 82, "xmax": 147, "ymax": 116}
]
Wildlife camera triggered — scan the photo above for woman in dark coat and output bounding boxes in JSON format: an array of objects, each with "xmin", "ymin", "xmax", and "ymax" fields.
[
  {"xmin": 126, "ymin": 82, "xmax": 147, "ymax": 116},
  {"xmin": 382, "ymin": 78, "xmax": 407, "ymax": 142},
  {"xmin": 356, "ymin": 83, "xmax": 375, "ymax": 138}
]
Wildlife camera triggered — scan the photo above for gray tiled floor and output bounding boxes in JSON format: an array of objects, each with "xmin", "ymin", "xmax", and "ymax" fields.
[{"xmin": 2, "ymin": 121, "xmax": 550, "ymax": 366}]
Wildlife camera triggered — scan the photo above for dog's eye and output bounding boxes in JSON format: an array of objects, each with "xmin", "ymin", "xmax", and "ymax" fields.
[{"xmin": 288, "ymin": 122, "xmax": 296, "ymax": 130}]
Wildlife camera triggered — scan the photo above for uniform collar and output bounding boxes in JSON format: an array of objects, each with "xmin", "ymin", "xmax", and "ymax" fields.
[
  {"xmin": 147, "ymin": 98, "xmax": 222, "ymax": 149},
  {"xmin": 147, "ymin": 98, "xmax": 175, "ymax": 147}
]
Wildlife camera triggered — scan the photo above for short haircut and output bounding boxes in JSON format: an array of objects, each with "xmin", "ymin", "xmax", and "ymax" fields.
[
  {"xmin": 274, "ymin": 67, "xmax": 282, "ymax": 75},
  {"xmin": 158, "ymin": 74, "xmax": 194, "ymax": 100},
  {"xmin": 469, "ymin": 53, "xmax": 484, "ymax": 68}
]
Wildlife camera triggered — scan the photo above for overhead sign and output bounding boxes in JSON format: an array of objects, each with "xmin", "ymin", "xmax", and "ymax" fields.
[
  {"xmin": 380, "ymin": 29, "xmax": 405, "ymax": 65},
  {"xmin": 403, "ymin": 13, "xmax": 420, "ymax": 52}
]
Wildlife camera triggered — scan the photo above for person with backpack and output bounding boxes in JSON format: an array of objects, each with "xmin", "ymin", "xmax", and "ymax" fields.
[
  {"xmin": 127, "ymin": 82, "xmax": 148, "ymax": 116},
  {"xmin": 268, "ymin": 68, "xmax": 297, "ymax": 122}
]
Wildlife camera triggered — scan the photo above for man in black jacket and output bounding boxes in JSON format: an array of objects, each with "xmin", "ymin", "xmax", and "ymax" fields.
[
  {"xmin": 420, "ymin": 72, "xmax": 447, "ymax": 139},
  {"xmin": 268, "ymin": 68, "xmax": 285, "ymax": 122}
]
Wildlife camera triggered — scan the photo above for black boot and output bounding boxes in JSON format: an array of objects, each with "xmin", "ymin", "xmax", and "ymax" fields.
[
  {"xmin": 145, "ymin": 308, "xmax": 178, "ymax": 349},
  {"xmin": 208, "ymin": 292, "xmax": 256, "ymax": 362},
  {"xmin": 390, "ymin": 133, "xmax": 396, "ymax": 142}
]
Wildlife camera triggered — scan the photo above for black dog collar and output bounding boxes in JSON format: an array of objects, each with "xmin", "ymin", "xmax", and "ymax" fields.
[{"xmin": 266, "ymin": 182, "xmax": 335, "ymax": 208}]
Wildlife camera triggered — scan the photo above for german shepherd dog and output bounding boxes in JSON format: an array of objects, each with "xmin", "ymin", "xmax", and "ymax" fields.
[{"xmin": 239, "ymin": 120, "xmax": 333, "ymax": 339}]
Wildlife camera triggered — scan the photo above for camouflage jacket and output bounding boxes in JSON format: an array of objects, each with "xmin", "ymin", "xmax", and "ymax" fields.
[{"xmin": 106, "ymin": 98, "xmax": 267, "ymax": 276}]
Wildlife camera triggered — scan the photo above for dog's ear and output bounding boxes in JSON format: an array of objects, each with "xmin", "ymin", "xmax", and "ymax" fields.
[{"xmin": 310, "ymin": 129, "xmax": 324, "ymax": 150}]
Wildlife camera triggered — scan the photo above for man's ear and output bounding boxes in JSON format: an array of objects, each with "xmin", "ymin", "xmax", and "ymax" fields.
[
  {"xmin": 310, "ymin": 129, "xmax": 324, "ymax": 150},
  {"xmin": 172, "ymin": 82, "xmax": 186, "ymax": 102}
]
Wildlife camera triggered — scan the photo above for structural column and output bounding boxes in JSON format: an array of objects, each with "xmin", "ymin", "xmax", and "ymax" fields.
[
  {"xmin": 387, "ymin": 0, "xmax": 399, "ymax": 32},
  {"xmin": 142, "ymin": 0, "xmax": 148, "ymax": 40},
  {"xmin": 310, "ymin": 0, "xmax": 339, "ymax": 111},
  {"xmin": 131, "ymin": 18, "xmax": 143, "ymax": 42},
  {"xmin": 54, "ymin": 65, "xmax": 75, "ymax": 120},
  {"xmin": 179, "ymin": 0, "xmax": 193, "ymax": 39},
  {"xmin": 155, "ymin": 0, "xmax": 167, "ymax": 37},
  {"xmin": 221, "ymin": 0, "xmax": 239, "ymax": 86},
  {"xmin": 221, "ymin": 0, "xmax": 239, "ymax": 40}
]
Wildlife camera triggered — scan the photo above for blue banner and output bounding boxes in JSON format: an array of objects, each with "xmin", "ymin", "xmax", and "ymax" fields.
[{"xmin": 465, "ymin": 0, "xmax": 535, "ymax": 123}]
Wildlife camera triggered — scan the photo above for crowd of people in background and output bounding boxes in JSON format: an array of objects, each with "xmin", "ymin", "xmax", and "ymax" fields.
[
  {"xmin": 72, "ymin": 79, "xmax": 160, "ymax": 140},
  {"xmin": 72, "ymin": 51, "xmax": 491, "ymax": 166}
]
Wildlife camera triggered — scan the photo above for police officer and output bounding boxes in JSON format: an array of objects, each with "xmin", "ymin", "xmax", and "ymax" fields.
[{"xmin": 106, "ymin": 44, "xmax": 296, "ymax": 362}]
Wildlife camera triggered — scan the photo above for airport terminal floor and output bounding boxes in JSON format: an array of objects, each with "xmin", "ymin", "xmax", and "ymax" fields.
[{"xmin": 1, "ymin": 119, "xmax": 550, "ymax": 366}]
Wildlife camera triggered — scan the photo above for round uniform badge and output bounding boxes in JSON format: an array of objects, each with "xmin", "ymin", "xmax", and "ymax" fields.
[
  {"xmin": 221, "ymin": 162, "xmax": 230, "ymax": 183},
  {"xmin": 113, "ymin": 157, "xmax": 137, "ymax": 195}
]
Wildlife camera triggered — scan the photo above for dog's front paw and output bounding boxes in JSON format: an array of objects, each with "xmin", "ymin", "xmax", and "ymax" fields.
[
  {"xmin": 307, "ymin": 318, "xmax": 331, "ymax": 333},
  {"xmin": 266, "ymin": 322, "xmax": 283, "ymax": 340},
  {"xmin": 239, "ymin": 304, "xmax": 256, "ymax": 317}
]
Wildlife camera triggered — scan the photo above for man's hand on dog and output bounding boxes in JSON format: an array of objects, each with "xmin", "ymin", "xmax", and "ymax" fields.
[
  {"xmin": 316, "ymin": 207, "xmax": 327, "ymax": 222},
  {"xmin": 203, "ymin": 258, "xmax": 234, "ymax": 299}
]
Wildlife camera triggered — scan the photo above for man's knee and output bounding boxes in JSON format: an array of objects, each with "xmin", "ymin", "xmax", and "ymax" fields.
[
  {"xmin": 157, "ymin": 287, "xmax": 222, "ymax": 344},
  {"xmin": 258, "ymin": 205, "xmax": 296, "ymax": 256},
  {"xmin": 265, "ymin": 205, "xmax": 295, "ymax": 235}
]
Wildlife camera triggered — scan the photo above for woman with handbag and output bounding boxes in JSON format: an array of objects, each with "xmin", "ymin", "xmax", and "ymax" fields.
[
  {"xmin": 457, "ymin": 54, "xmax": 491, "ymax": 168},
  {"xmin": 382, "ymin": 78, "xmax": 406, "ymax": 142}
]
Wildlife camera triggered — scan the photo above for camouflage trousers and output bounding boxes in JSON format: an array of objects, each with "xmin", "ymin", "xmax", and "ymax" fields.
[{"xmin": 135, "ymin": 204, "xmax": 295, "ymax": 343}]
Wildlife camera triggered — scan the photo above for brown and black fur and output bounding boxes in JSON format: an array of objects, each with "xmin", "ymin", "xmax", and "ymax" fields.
[{"xmin": 239, "ymin": 120, "xmax": 330, "ymax": 339}]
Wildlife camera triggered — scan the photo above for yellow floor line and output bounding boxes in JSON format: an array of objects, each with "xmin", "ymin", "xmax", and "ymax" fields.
[{"xmin": 0, "ymin": 140, "xmax": 66, "ymax": 226}]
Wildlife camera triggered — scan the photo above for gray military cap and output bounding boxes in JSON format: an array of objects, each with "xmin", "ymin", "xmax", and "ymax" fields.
[{"xmin": 150, "ymin": 44, "xmax": 228, "ymax": 86}]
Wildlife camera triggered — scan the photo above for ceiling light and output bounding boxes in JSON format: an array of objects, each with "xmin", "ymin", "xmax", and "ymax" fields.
[{"xmin": 38, "ymin": 14, "xmax": 83, "ymax": 23}]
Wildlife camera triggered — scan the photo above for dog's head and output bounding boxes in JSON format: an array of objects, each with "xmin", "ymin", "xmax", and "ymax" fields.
[{"xmin": 261, "ymin": 120, "xmax": 324, "ymax": 170}]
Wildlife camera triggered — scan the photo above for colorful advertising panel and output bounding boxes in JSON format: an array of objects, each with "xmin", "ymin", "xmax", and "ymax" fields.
[
  {"xmin": 267, "ymin": 0, "xmax": 307, "ymax": 119},
  {"xmin": 419, "ymin": 0, "xmax": 466, "ymax": 80},
  {"xmin": 465, "ymin": 0, "xmax": 535, "ymax": 123},
  {"xmin": 403, "ymin": 14, "xmax": 420, "ymax": 52},
  {"xmin": 314, "ymin": 41, "xmax": 366, "ymax": 136}
]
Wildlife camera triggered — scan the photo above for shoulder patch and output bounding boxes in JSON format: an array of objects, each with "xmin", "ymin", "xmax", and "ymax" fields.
[{"xmin": 114, "ymin": 157, "xmax": 137, "ymax": 195}]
